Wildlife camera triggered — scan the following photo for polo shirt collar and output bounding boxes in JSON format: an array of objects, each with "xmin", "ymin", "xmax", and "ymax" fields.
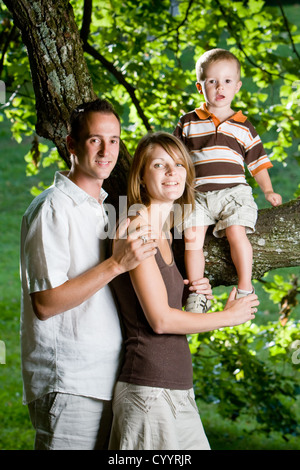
[
  {"xmin": 195, "ymin": 102, "xmax": 247, "ymax": 126},
  {"xmin": 54, "ymin": 171, "xmax": 108, "ymax": 205}
]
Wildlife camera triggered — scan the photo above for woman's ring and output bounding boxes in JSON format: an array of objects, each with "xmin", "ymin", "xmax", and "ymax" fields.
[{"xmin": 140, "ymin": 235, "xmax": 148, "ymax": 244}]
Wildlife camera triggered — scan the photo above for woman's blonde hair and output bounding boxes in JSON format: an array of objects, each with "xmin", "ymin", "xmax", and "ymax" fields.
[{"xmin": 127, "ymin": 132, "xmax": 195, "ymax": 226}]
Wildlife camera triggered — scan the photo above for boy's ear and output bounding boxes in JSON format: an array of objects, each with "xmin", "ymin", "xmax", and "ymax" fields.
[
  {"xmin": 196, "ymin": 82, "xmax": 203, "ymax": 94},
  {"xmin": 236, "ymin": 80, "xmax": 242, "ymax": 93}
]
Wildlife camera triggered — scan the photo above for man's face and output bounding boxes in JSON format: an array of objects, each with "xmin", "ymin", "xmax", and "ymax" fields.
[{"xmin": 67, "ymin": 111, "xmax": 120, "ymax": 186}]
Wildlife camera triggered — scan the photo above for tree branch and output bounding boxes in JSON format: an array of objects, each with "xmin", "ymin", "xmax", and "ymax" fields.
[
  {"xmin": 173, "ymin": 199, "xmax": 300, "ymax": 287},
  {"xmin": 214, "ymin": 0, "xmax": 292, "ymax": 82},
  {"xmin": 3, "ymin": 0, "xmax": 97, "ymax": 167},
  {"xmin": 277, "ymin": 0, "xmax": 300, "ymax": 61},
  {"xmin": 82, "ymin": 42, "xmax": 152, "ymax": 132},
  {"xmin": 0, "ymin": 23, "xmax": 17, "ymax": 77},
  {"xmin": 80, "ymin": 0, "xmax": 93, "ymax": 44},
  {"xmin": 79, "ymin": 0, "xmax": 151, "ymax": 132}
]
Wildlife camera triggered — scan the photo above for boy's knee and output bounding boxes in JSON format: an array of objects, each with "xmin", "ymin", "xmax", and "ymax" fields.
[{"xmin": 226, "ymin": 225, "xmax": 247, "ymax": 238}]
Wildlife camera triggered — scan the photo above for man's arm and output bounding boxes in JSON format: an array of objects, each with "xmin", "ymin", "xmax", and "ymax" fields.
[{"xmin": 31, "ymin": 220, "xmax": 157, "ymax": 320}]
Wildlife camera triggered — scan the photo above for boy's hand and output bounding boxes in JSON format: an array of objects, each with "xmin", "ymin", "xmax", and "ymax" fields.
[
  {"xmin": 265, "ymin": 191, "xmax": 282, "ymax": 207},
  {"xmin": 183, "ymin": 277, "xmax": 213, "ymax": 300}
]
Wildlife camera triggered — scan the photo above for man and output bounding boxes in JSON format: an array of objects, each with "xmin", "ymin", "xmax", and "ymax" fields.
[{"xmin": 20, "ymin": 99, "xmax": 157, "ymax": 450}]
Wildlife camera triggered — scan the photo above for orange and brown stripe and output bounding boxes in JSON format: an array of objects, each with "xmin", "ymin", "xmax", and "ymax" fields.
[{"xmin": 174, "ymin": 103, "xmax": 272, "ymax": 192}]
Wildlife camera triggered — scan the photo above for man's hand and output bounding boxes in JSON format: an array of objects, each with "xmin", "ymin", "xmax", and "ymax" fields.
[{"xmin": 112, "ymin": 218, "xmax": 158, "ymax": 274}]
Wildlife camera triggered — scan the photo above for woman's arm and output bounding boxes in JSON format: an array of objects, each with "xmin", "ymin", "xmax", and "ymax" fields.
[{"xmin": 130, "ymin": 256, "xmax": 258, "ymax": 335}]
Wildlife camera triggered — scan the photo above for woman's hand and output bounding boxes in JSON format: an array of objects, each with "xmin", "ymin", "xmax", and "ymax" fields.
[{"xmin": 224, "ymin": 287, "xmax": 259, "ymax": 326}]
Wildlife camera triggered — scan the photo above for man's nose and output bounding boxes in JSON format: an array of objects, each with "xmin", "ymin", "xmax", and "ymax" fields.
[{"xmin": 98, "ymin": 141, "xmax": 108, "ymax": 155}]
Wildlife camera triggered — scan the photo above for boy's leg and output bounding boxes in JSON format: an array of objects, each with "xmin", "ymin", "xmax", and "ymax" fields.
[
  {"xmin": 184, "ymin": 226, "xmax": 211, "ymax": 313},
  {"xmin": 225, "ymin": 225, "xmax": 253, "ymax": 293},
  {"xmin": 184, "ymin": 225, "xmax": 208, "ymax": 282}
]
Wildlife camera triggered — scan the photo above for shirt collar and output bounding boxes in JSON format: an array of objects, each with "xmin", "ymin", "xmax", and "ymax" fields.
[
  {"xmin": 195, "ymin": 102, "xmax": 247, "ymax": 126},
  {"xmin": 54, "ymin": 171, "xmax": 108, "ymax": 205}
]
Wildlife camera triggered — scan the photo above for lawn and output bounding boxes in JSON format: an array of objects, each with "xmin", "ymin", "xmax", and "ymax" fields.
[
  {"xmin": 0, "ymin": 109, "xmax": 299, "ymax": 450},
  {"xmin": 0, "ymin": 119, "xmax": 55, "ymax": 450}
]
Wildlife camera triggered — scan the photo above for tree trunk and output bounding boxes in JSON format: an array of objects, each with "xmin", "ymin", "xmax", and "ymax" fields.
[
  {"xmin": 4, "ymin": 0, "xmax": 300, "ymax": 286},
  {"xmin": 3, "ymin": 0, "xmax": 95, "ymax": 167},
  {"xmin": 173, "ymin": 198, "xmax": 300, "ymax": 287},
  {"xmin": 3, "ymin": 0, "xmax": 131, "ymax": 204}
]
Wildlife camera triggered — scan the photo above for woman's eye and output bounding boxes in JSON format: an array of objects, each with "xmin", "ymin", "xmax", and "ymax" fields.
[{"xmin": 154, "ymin": 163, "xmax": 164, "ymax": 168}]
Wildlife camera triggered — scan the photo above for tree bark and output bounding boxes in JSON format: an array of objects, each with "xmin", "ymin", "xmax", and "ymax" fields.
[
  {"xmin": 4, "ymin": 0, "xmax": 300, "ymax": 286},
  {"xmin": 3, "ymin": 0, "xmax": 131, "ymax": 203},
  {"xmin": 173, "ymin": 198, "xmax": 300, "ymax": 287},
  {"xmin": 3, "ymin": 0, "xmax": 95, "ymax": 167}
]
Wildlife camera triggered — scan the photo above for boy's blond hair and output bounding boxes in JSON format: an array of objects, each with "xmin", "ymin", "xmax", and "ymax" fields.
[{"xmin": 196, "ymin": 48, "xmax": 241, "ymax": 82}]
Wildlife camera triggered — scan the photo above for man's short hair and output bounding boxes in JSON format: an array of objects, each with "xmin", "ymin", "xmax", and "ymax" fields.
[
  {"xmin": 68, "ymin": 99, "xmax": 121, "ymax": 140},
  {"xmin": 196, "ymin": 48, "xmax": 241, "ymax": 82}
]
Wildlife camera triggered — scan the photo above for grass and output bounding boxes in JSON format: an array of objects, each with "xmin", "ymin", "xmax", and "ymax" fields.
[
  {"xmin": 1, "ymin": 0, "xmax": 300, "ymax": 444},
  {"xmin": 0, "ymin": 120, "xmax": 54, "ymax": 450},
  {"xmin": 1, "ymin": 114, "xmax": 299, "ymax": 451},
  {"xmin": 198, "ymin": 400, "xmax": 300, "ymax": 450}
]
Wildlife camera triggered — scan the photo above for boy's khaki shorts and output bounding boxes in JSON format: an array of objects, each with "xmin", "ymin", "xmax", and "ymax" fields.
[{"xmin": 182, "ymin": 184, "xmax": 258, "ymax": 238}]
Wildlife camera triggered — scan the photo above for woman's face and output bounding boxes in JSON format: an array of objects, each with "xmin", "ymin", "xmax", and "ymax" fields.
[{"xmin": 142, "ymin": 144, "xmax": 187, "ymax": 205}]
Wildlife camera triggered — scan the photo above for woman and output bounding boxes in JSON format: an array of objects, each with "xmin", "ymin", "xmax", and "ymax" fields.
[{"xmin": 109, "ymin": 132, "xmax": 258, "ymax": 450}]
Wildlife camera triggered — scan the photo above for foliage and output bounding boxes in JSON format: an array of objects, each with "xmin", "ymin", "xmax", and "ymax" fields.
[
  {"xmin": 1, "ymin": 0, "xmax": 300, "ymax": 196},
  {"xmin": 1, "ymin": 0, "xmax": 300, "ymax": 444},
  {"xmin": 190, "ymin": 285, "xmax": 300, "ymax": 438}
]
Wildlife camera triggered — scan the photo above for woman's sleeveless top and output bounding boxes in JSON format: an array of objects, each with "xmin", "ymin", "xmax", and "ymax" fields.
[{"xmin": 110, "ymin": 243, "xmax": 193, "ymax": 390}]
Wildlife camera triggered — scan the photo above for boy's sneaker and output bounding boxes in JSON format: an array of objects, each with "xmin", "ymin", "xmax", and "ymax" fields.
[
  {"xmin": 236, "ymin": 288, "xmax": 255, "ymax": 299},
  {"xmin": 185, "ymin": 293, "xmax": 211, "ymax": 313}
]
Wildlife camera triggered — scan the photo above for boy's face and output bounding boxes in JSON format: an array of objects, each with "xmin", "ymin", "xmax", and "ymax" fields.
[{"xmin": 197, "ymin": 59, "xmax": 242, "ymax": 111}]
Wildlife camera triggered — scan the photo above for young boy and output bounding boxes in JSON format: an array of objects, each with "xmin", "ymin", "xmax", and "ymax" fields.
[{"xmin": 174, "ymin": 48, "xmax": 282, "ymax": 313}]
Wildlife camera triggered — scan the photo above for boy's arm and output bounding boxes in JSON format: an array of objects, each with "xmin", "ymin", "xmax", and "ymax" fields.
[{"xmin": 254, "ymin": 168, "xmax": 282, "ymax": 206}]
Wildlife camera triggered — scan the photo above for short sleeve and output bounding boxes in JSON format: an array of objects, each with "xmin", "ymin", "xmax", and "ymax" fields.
[
  {"xmin": 243, "ymin": 120, "xmax": 273, "ymax": 176},
  {"xmin": 23, "ymin": 200, "xmax": 71, "ymax": 293}
]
